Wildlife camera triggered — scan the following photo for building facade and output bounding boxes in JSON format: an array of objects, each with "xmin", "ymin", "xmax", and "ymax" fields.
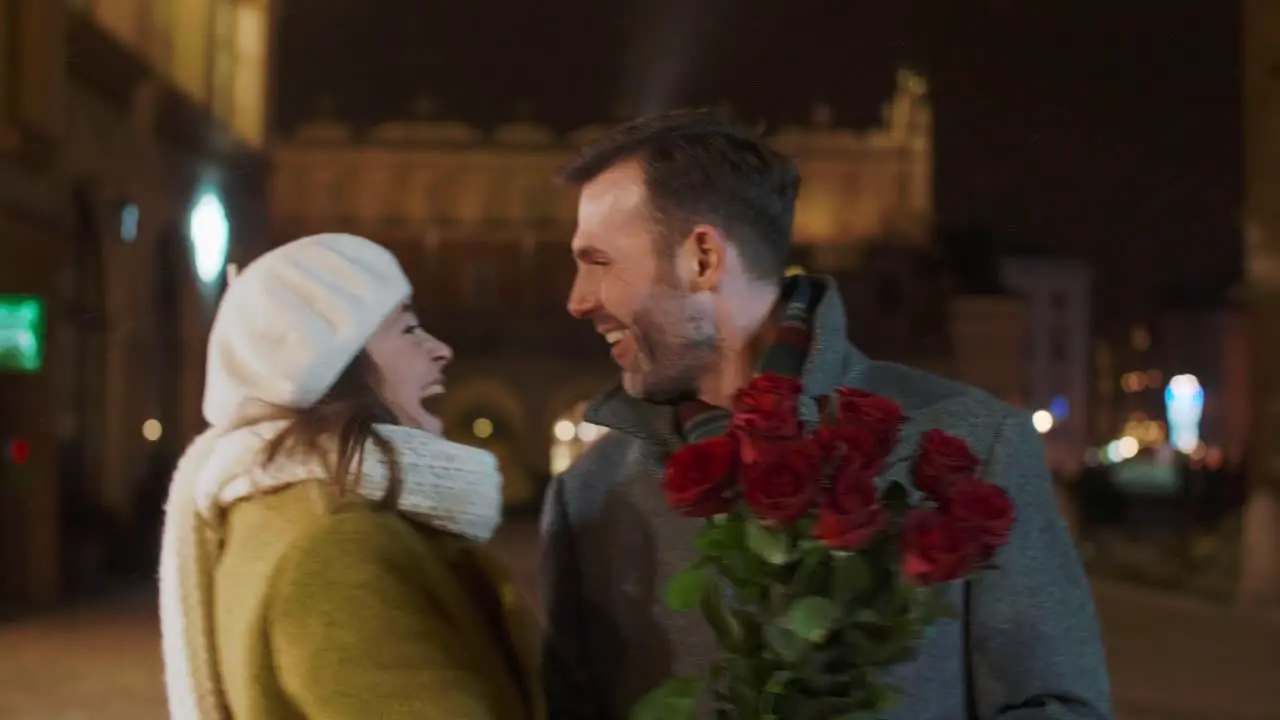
[
  {"xmin": 270, "ymin": 71, "xmax": 938, "ymax": 507},
  {"xmin": 1240, "ymin": 0, "xmax": 1280, "ymax": 609},
  {"xmin": 70, "ymin": 0, "xmax": 270, "ymax": 147},
  {"xmin": 0, "ymin": 0, "xmax": 274, "ymax": 613},
  {"xmin": 999, "ymin": 257, "xmax": 1092, "ymax": 474}
]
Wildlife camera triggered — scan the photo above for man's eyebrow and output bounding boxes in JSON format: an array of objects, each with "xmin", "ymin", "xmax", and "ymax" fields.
[{"xmin": 573, "ymin": 244, "xmax": 610, "ymax": 262}]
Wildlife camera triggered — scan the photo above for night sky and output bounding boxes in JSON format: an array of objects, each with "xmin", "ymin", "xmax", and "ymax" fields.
[{"xmin": 275, "ymin": 1, "xmax": 1242, "ymax": 333}]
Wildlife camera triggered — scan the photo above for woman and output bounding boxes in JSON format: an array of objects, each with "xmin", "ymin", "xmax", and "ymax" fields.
[{"xmin": 158, "ymin": 233, "xmax": 543, "ymax": 719}]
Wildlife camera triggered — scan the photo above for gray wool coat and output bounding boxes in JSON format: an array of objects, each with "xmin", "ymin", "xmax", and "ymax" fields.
[{"xmin": 539, "ymin": 277, "xmax": 1113, "ymax": 719}]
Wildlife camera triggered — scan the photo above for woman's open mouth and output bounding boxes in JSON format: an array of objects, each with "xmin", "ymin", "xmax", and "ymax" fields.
[{"xmin": 419, "ymin": 383, "xmax": 446, "ymax": 433}]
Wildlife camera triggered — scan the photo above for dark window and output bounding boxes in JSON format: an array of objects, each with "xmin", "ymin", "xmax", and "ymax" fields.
[{"xmin": 1049, "ymin": 330, "xmax": 1068, "ymax": 364}]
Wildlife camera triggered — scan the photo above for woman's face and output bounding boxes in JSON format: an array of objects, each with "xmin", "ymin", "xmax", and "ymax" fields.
[{"xmin": 364, "ymin": 303, "xmax": 453, "ymax": 434}]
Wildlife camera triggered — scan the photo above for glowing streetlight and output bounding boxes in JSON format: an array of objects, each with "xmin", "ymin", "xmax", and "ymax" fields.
[
  {"xmin": 1031, "ymin": 410, "xmax": 1054, "ymax": 434},
  {"xmin": 1165, "ymin": 374, "xmax": 1204, "ymax": 453},
  {"xmin": 553, "ymin": 419, "xmax": 576, "ymax": 442},
  {"xmin": 577, "ymin": 422, "xmax": 605, "ymax": 442},
  {"xmin": 189, "ymin": 191, "xmax": 229, "ymax": 284},
  {"xmin": 141, "ymin": 419, "xmax": 163, "ymax": 442}
]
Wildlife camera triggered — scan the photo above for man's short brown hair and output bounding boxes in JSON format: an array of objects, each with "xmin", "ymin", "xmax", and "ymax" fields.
[{"xmin": 558, "ymin": 109, "xmax": 801, "ymax": 281}]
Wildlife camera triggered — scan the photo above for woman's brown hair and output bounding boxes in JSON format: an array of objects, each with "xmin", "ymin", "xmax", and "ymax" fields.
[{"xmin": 256, "ymin": 352, "xmax": 404, "ymax": 508}]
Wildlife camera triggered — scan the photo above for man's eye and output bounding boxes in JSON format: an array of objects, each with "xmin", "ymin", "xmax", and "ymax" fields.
[{"xmin": 403, "ymin": 324, "xmax": 424, "ymax": 335}]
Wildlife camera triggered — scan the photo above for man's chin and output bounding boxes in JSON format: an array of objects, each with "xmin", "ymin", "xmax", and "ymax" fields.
[
  {"xmin": 621, "ymin": 372, "xmax": 687, "ymax": 403},
  {"xmin": 620, "ymin": 373, "xmax": 646, "ymax": 398}
]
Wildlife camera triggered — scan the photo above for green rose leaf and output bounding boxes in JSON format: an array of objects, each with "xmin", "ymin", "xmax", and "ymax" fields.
[
  {"xmin": 919, "ymin": 584, "xmax": 958, "ymax": 622},
  {"xmin": 764, "ymin": 623, "xmax": 809, "ymax": 663},
  {"xmin": 885, "ymin": 644, "xmax": 919, "ymax": 665},
  {"xmin": 789, "ymin": 548, "xmax": 827, "ymax": 596},
  {"xmin": 842, "ymin": 624, "xmax": 876, "ymax": 657},
  {"xmin": 878, "ymin": 576, "xmax": 915, "ymax": 616},
  {"xmin": 831, "ymin": 551, "xmax": 872, "ymax": 603},
  {"xmin": 629, "ymin": 677, "xmax": 702, "ymax": 720},
  {"xmin": 868, "ymin": 681, "xmax": 907, "ymax": 711},
  {"xmin": 725, "ymin": 656, "xmax": 761, "ymax": 716},
  {"xmin": 693, "ymin": 523, "xmax": 725, "ymax": 557},
  {"xmin": 852, "ymin": 607, "xmax": 881, "ymax": 625},
  {"xmin": 699, "ymin": 582, "xmax": 744, "ymax": 653},
  {"xmin": 664, "ymin": 566, "xmax": 710, "ymax": 613},
  {"xmin": 775, "ymin": 695, "xmax": 864, "ymax": 720},
  {"xmin": 746, "ymin": 519, "xmax": 796, "ymax": 565},
  {"xmin": 783, "ymin": 595, "xmax": 843, "ymax": 643},
  {"xmin": 764, "ymin": 669, "xmax": 794, "ymax": 694}
]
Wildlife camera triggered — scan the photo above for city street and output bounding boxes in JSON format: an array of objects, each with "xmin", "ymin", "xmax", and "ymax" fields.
[{"xmin": 0, "ymin": 521, "xmax": 1276, "ymax": 719}]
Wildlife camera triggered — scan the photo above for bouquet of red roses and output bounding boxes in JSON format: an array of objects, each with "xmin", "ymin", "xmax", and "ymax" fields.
[{"xmin": 631, "ymin": 373, "xmax": 1015, "ymax": 720}]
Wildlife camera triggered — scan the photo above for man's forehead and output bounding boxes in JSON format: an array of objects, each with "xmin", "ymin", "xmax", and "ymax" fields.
[
  {"xmin": 580, "ymin": 163, "xmax": 647, "ymax": 217},
  {"xmin": 573, "ymin": 162, "xmax": 648, "ymax": 249}
]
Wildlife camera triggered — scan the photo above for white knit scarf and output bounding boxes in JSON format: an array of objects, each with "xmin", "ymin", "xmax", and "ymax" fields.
[{"xmin": 157, "ymin": 420, "xmax": 504, "ymax": 720}]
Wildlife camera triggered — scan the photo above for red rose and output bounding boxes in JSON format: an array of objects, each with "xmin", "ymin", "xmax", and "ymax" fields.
[
  {"xmin": 944, "ymin": 478, "xmax": 1014, "ymax": 560},
  {"xmin": 814, "ymin": 450, "xmax": 887, "ymax": 551},
  {"xmin": 834, "ymin": 388, "xmax": 904, "ymax": 454},
  {"xmin": 741, "ymin": 439, "xmax": 821, "ymax": 525},
  {"xmin": 663, "ymin": 436, "xmax": 737, "ymax": 518},
  {"xmin": 813, "ymin": 423, "xmax": 886, "ymax": 472},
  {"xmin": 732, "ymin": 373, "xmax": 803, "ymax": 440},
  {"xmin": 900, "ymin": 508, "xmax": 979, "ymax": 585},
  {"xmin": 913, "ymin": 429, "xmax": 980, "ymax": 499}
]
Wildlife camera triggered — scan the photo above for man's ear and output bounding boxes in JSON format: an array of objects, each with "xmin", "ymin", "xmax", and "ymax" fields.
[{"xmin": 684, "ymin": 224, "xmax": 728, "ymax": 292}]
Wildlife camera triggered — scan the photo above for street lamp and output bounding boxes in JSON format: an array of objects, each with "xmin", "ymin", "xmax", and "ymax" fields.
[
  {"xmin": 188, "ymin": 191, "xmax": 229, "ymax": 285},
  {"xmin": 1164, "ymin": 374, "xmax": 1204, "ymax": 453}
]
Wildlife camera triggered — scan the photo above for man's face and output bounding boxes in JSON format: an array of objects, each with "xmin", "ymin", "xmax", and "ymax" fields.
[{"xmin": 566, "ymin": 160, "xmax": 719, "ymax": 400}]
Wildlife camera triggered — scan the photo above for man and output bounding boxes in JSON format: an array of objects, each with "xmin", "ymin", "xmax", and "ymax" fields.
[{"xmin": 540, "ymin": 109, "xmax": 1113, "ymax": 719}]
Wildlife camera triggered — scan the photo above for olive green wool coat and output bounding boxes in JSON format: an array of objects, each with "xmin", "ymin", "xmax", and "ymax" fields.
[{"xmin": 212, "ymin": 483, "xmax": 544, "ymax": 719}]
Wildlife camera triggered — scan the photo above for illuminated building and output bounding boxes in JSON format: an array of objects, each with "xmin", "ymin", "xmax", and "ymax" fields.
[
  {"xmin": 0, "ymin": 0, "xmax": 274, "ymax": 612},
  {"xmin": 71, "ymin": 0, "xmax": 271, "ymax": 147},
  {"xmin": 270, "ymin": 71, "xmax": 940, "ymax": 506}
]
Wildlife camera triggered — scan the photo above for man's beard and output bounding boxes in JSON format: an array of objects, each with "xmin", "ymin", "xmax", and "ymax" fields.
[{"xmin": 621, "ymin": 285, "xmax": 720, "ymax": 401}]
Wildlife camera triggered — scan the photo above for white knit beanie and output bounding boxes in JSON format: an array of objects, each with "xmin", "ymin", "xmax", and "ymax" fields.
[
  {"xmin": 202, "ymin": 232, "xmax": 413, "ymax": 427},
  {"xmin": 160, "ymin": 233, "xmax": 412, "ymax": 719}
]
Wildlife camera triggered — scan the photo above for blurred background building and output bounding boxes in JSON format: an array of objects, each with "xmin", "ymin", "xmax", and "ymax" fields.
[{"xmin": 0, "ymin": 0, "xmax": 273, "ymax": 614}]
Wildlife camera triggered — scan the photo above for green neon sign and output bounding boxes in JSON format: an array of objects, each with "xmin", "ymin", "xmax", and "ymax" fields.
[{"xmin": 0, "ymin": 295, "xmax": 45, "ymax": 373}]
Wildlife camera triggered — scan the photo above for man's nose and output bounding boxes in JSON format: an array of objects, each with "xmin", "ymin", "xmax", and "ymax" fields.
[{"xmin": 566, "ymin": 278, "xmax": 599, "ymax": 320}]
